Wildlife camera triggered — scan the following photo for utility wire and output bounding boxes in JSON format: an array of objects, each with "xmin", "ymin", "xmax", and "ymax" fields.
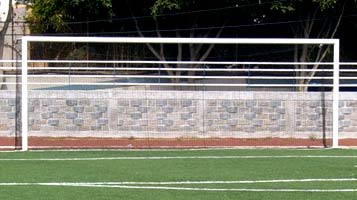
[
  {"xmin": 23, "ymin": 0, "xmax": 275, "ymax": 26},
  {"xmin": 5, "ymin": 13, "xmax": 357, "ymax": 37},
  {"xmin": 24, "ymin": 15, "xmax": 350, "ymax": 36}
]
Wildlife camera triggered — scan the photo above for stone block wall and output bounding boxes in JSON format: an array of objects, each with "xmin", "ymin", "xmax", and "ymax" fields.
[
  {"xmin": 0, "ymin": 93, "xmax": 17, "ymax": 136},
  {"xmin": 339, "ymin": 94, "xmax": 357, "ymax": 135},
  {"xmin": 29, "ymin": 99, "xmax": 110, "ymax": 133},
  {"xmin": 0, "ymin": 90, "xmax": 357, "ymax": 139}
]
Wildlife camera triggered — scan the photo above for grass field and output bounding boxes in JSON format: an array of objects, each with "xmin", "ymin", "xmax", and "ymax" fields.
[{"xmin": 0, "ymin": 149, "xmax": 357, "ymax": 200}]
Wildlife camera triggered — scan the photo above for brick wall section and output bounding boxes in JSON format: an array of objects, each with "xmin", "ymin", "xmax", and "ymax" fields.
[
  {"xmin": 0, "ymin": 90, "xmax": 356, "ymax": 139},
  {"xmin": 0, "ymin": 93, "xmax": 17, "ymax": 136},
  {"xmin": 29, "ymin": 99, "xmax": 109, "ymax": 133}
]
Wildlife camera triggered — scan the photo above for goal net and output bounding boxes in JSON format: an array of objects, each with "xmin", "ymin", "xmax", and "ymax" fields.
[
  {"xmin": 0, "ymin": 59, "xmax": 21, "ymax": 150},
  {"xmin": 4, "ymin": 37, "xmax": 344, "ymax": 150}
]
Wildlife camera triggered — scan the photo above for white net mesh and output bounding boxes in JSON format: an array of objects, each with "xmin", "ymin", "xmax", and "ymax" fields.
[{"xmin": 2, "ymin": 37, "xmax": 348, "ymax": 150}]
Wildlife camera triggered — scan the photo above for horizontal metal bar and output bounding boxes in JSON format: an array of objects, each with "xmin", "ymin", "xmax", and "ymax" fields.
[
  {"xmin": 0, "ymin": 60, "xmax": 19, "ymax": 63},
  {"xmin": 27, "ymin": 67, "xmax": 334, "ymax": 72},
  {"xmin": 340, "ymin": 69, "xmax": 357, "ymax": 72},
  {"xmin": 340, "ymin": 62, "xmax": 357, "ymax": 66},
  {"xmin": 3, "ymin": 60, "xmax": 357, "ymax": 66},
  {"xmin": 27, "ymin": 74, "xmax": 333, "ymax": 80},
  {"xmin": 340, "ymin": 77, "xmax": 357, "ymax": 80},
  {"xmin": 5, "ymin": 82, "xmax": 357, "ymax": 87},
  {"xmin": 27, "ymin": 60, "xmax": 336, "ymax": 66},
  {"xmin": 26, "ymin": 82, "xmax": 333, "ymax": 87},
  {"xmin": 0, "ymin": 75, "xmax": 23, "ymax": 77},
  {"xmin": 4, "ymin": 60, "xmax": 357, "ymax": 66},
  {"xmin": 22, "ymin": 36, "xmax": 339, "ymax": 45},
  {"xmin": 0, "ymin": 82, "xmax": 19, "ymax": 85},
  {"xmin": 340, "ymin": 84, "xmax": 357, "ymax": 87},
  {"xmin": 0, "ymin": 67, "xmax": 19, "ymax": 70}
]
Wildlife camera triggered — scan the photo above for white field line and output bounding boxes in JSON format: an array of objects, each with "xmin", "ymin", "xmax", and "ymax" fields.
[
  {"xmin": 1, "ymin": 155, "xmax": 357, "ymax": 161},
  {"xmin": 2, "ymin": 178, "xmax": 357, "ymax": 186},
  {"xmin": 76, "ymin": 178, "xmax": 357, "ymax": 185},
  {"xmin": 2, "ymin": 179, "xmax": 357, "ymax": 192},
  {"xmin": 66, "ymin": 184, "xmax": 357, "ymax": 192}
]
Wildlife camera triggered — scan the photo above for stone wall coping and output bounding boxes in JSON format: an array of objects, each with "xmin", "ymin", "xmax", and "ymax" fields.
[{"xmin": 3, "ymin": 90, "xmax": 356, "ymax": 100}]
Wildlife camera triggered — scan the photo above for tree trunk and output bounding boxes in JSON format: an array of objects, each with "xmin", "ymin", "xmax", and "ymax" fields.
[
  {"xmin": 293, "ymin": 2, "xmax": 346, "ymax": 91},
  {"xmin": 0, "ymin": 0, "xmax": 12, "ymax": 89}
]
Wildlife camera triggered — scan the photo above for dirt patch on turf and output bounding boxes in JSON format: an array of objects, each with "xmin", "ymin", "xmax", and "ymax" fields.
[{"xmin": 1, "ymin": 137, "xmax": 357, "ymax": 150}]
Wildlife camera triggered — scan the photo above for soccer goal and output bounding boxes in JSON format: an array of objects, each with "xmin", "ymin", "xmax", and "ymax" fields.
[{"xmin": 7, "ymin": 36, "xmax": 344, "ymax": 150}]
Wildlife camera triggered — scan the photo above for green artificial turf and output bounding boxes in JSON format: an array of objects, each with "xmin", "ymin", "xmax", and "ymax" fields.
[{"xmin": 0, "ymin": 149, "xmax": 356, "ymax": 200}]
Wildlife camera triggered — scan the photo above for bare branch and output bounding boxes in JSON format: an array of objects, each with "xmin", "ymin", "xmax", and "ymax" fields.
[
  {"xmin": 330, "ymin": 0, "xmax": 346, "ymax": 39},
  {"xmin": 307, "ymin": 7, "xmax": 319, "ymax": 36},
  {"xmin": 176, "ymin": 31, "xmax": 182, "ymax": 62},
  {"xmin": 126, "ymin": 0, "xmax": 164, "ymax": 62},
  {"xmin": 304, "ymin": 1, "xmax": 347, "ymax": 86},
  {"xmin": 126, "ymin": 2, "xmax": 175, "ymax": 79},
  {"xmin": 189, "ymin": 26, "xmax": 226, "ymax": 74}
]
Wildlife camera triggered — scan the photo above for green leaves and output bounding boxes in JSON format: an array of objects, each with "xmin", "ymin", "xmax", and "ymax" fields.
[
  {"xmin": 28, "ymin": 0, "xmax": 113, "ymax": 33},
  {"xmin": 271, "ymin": 1, "xmax": 295, "ymax": 13},
  {"xmin": 271, "ymin": 0, "xmax": 339, "ymax": 13},
  {"xmin": 151, "ymin": 0, "xmax": 182, "ymax": 16},
  {"xmin": 313, "ymin": 0, "xmax": 337, "ymax": 10}
]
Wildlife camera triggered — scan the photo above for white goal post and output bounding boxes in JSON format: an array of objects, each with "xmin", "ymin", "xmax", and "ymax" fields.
[{"xmin": 20, "ymin": 36, "xmax": 340, "ymax": 151}]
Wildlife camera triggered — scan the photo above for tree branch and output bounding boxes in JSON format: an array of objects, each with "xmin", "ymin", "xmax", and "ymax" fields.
[
  {"xmin": 127, "ymin": 2, "xmax": 174, "ymax": 78},
  {"xmin": 304, "ymin": 0, "xmax": 347, "ymax": 86},
  {"xmin": 0, "ymin": 1, "xmax": 12, "ymax": 87}
]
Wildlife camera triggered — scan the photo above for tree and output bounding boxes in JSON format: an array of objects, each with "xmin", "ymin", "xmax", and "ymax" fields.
[
  {"xmin": 27, "ymin": 0, "xmax": 357, "ymax": 87},
  {"xmin": 121, "ymin": 0, "xmax": 247, "ymax": 83},
  {"xmin": 27, "ymin": 0, "xmax": 114, "ymax": 66},
  {"xmin": 28, "ymin": 0, "xmax": 113, "ymax": 34},
  {"xmin": 272, "ymin": 0, "xmax": 353, "ymax": 91},
  {"xmin": 0, "ymin": 0, "xmax": 12, "ymax": 89}
]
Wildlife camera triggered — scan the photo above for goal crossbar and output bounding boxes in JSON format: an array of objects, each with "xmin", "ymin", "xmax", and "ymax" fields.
[{"xmin": 22, "ymin": 36, "xmax": 338, "ymax": 45}]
